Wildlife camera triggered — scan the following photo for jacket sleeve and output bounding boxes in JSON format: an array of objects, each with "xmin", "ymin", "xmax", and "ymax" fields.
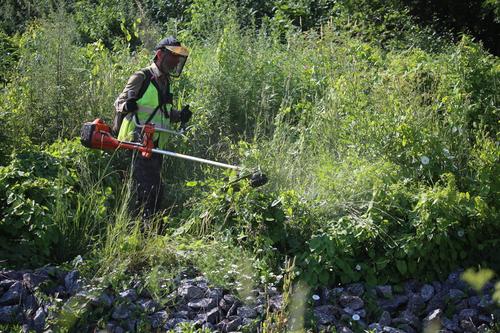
[{"xmin": 114, "ymin": 71, "xmax": 146, "ymax": 113}]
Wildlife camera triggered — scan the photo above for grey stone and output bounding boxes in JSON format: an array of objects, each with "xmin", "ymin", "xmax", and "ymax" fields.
[
  {"xmin": 478, "ymin": 295, "xmax": 493, "ymax": 309},
  {"xmin": 164, "ymin": 317, "xmax": 188, "ymax": 330},
  {"xmin": 432, "ymin": 281, "xmax": 442, "ymax": 293},
  {"xmin": 172, "ymin": 310, "xmax": 189, "ymax": 319},
  {"xmin": 375, "ymin": 285, "xmax": 393, "ymax": 299},
  {"xmin": 217, "ymin": 315, "xmax": 242, "ymax": 332},
  {"xmin": 137, "ymin": 299, "xmax": 158, "ymax": 313},
  {"xmin": 269, "ymin": 294, "xmax": 282, "ymax": 311},
  {"xmin": 23, "ymin": 272, "xmax": 48, "ymax": 290},
  {"xmin": 368, "ymin": 323, "xmax": 383, "ymax": 333},
  {"xmin": 379, "ymin": 311, "xmax": 391, "ymax": 326},
  {"xmin": 111, "ymin": 304, "xmax": 130, "ymax": 320},
  {"xmin": 392, "ymin": 310, "xmax": 420, "ymax": 329},
  {"xmin": 237, "ymin": 306, "xmax": 257, "ymax": 318},
  {"xmin": 407, "ymin": 293, "xmax": 425, "ymax": 313},
  {"xmin": 468, "ymin": 296, "xmax": 481, "ymax": 308},
  {"xmin": 22, "ymin": 293, "xmax": 38, "ymax": 315},
  {"xmin": 150, "ymin": 310, "xmax": 169, "ymax": 329},
  {"xmin": 442, "ymin": 317, "xmax": 459, "ymax": 331},
  {"xmin": 379, "ymin": 295, "xmax": 408, "ymax": 312},
  {"xmin": 424, "ymin": 308, "xmax": 442, "ymax": 324},
  {"xmin": 313, "ymin": 305, "xmax": 337, "ymax": 325},
  {"xmin": 205, "ymin": 307, "xmax": 220, "ymax": 324},
  {"xmin": 459, "ymin": 308, "xmax": 478, "ymax": 321},
  {"xmin": 339, "ymin": 326, "xmax": 354, "ymax": 333},
  {"xmin": 426, "ymin": 292, "xmax": 446, "ymax": 312},
  {"xmin": 207, "ymin": 288, "xmax": 223, "ymax": 299},
  {"xmin": 339, "ymin": 295, "xmax": 364, "ymax": 310},
  {"xmin": 382, "ymin": 326, "xmax": 405, "ymax": 333},
  {"xmin": 178, "ymin": 285, "xmax": 205, "ymax": 300},
  {"xmin": 227, "ymin": 302, "xmax": 238, "ymax": 317},
  {"xmin": 456, "ymin": 299, "xmax": 469, "ymax": 312},
  {"xmin": 33, "ymin": 307, "xmax": 45, "ymax": 332},
  {"xmin": 188, "ymin": 297, "xmax": 217, "ymax": 310},
  {"xmin": 0, "ymin": 305, "xmax": 20, "ymax": 323},
  {"xmin": 420, "ymin": 284, "xmax": 435, "ymax": 302},
  {"xmin": 97, "ymin": 292, "xmax": 114, "ymax": 308},
  {"xmin": 0, "ymin": 281, "xmax": 22, "ymax": 305},
  {"xmin": 119, "ymin": 289, "xmax": 138, "ymax": 302},
  {"xmin": 331, "ymin": 287, "xmax": 344, "ymax": 297},
  {"xmin": 448, "ymin": 288, "xmax": 466, "ymax": 302},
  {"xmin": 346, "ymin": 283, "xmax": 364, "ymax": 296},
  {"xmin": 0, "ymin": 280, "xmax": 16, "ymax": 291},
  {"xmin": 64, "ymin": 270, "xmax": 81, "ymax": 295},
  {"xmin": 477, "ymin": 314, "xmax": 493, "ymax": 324},
  {"xmin": 460, "ymin": 319, "xmax": 477, "ymax": 332}
]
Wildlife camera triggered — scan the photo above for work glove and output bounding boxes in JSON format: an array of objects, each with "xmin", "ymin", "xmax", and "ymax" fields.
[
  {"xmin": 123, "ymin": 100, "xmax": 138, "ymax": 114},
  {"xmin": 179, "ymin": 105, "xmax": 192, "ymax": 123},
  {"xmin": 169, "ymin": 108, "xmax": 181, "ymax": 122}
]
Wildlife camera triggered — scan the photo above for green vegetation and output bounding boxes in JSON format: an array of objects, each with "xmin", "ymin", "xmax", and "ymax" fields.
[{"xmin": 0, "ymin": 0, "xmax": 499, "ymax": 331}]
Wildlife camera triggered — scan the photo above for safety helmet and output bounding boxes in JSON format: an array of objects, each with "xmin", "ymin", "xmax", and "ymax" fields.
[{"xmin": 154, "ymin": 36, "xmax": 189, "ymax": 77}]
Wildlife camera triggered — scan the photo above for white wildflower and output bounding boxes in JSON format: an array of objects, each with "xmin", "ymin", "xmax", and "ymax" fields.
[
  {"xmin": 355, "ymin": 264, "xmax": 362, "ymax": 271},
  {"xmin": 352, "ymin": 314, "xmax": 360, "ymax": 321},
  {"xmin": 458, "ymin": 229, "xmax": 464, "ymax": 237},
  {"xmin": 312, "ymin": 294, "xmax": 320, "ymax": 301},
  {"xmin": 420, "ymin": 156, "xmax": 430, "ymax": 165}
]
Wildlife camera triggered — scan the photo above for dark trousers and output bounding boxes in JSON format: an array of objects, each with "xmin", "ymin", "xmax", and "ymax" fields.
[{"xmin": 131, "ymin": 151, "xmax": 163, "ymax": 220}]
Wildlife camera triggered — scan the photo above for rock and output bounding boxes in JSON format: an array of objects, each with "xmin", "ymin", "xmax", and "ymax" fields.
[
  {"xmin": 33, "ymin": 307, "xmax": 45, "ymax": 332},
  {"xmin": 227, "ymin": 302, "xmax": 238, "ymax": 317},
  {"xmin": 96, "ymin": 292, "xmax": 114, "ymax": 308},
  {"xmin": 448, "ymin": 289, "xmax": 466, "ymax": 302},
  {"xmin": 178, "ymin": 285, "xmax": 205, "ymax": 300},
  {"xmin": 0, "ymin": 305, "xmax": 20, "ymax": 323},
  {"xmin": 0, "ymin": 280, "xmax": 16, "ymax": 291},
  {"xmin": 22, "ymin": 293, "xmax": 38, "ymax": 315},
  {"xmin": 217, "ymin": 315, "xmax": 242, "ymax": 332},
  {"xmin": 339, "ymin": 295, "xmax": 364, "ymax": 310},
  {"xmin": 137, "ymin": 299, "xmax": 158, "ymax": 313},
  {"xmin": 456, "ymin": 299, "xmax": 469, "ymax": 312},
  {"xmin": 379, "ymin": 295, "xmax": 408, "ymax": 312},
  {"xmin": 331, "ymin": 287, "xmax": 344, "ymax": 297},
  {"xmin": 392, "ymin": 310, "xmax": 420, "ymax": 329},
  {"xmin": 207, "ymin": 288, "xmax": 224, "ymax": 299},
  {"xmin": 477, "ymin": 295, "xmax": 493, "ymax": 309},
  {"xmin": 459, "ymin": 308, "xmax": 478, "ymax": 321},
  {"xmin": 346, "ymin": 283, "xmax": 364, "ymax": 296},
  {"xmin": 164, "ymin": 317, "xmax": 188, "ymax": 330},
  {"xmin": 172, "ymin": 310, "xmax": 189, "ymax": 319},
  {"xmin": 420, "ymin": 284, "xmax": 435, "ymax": 302},
  {"xmin": 205, "ymin": 307, "xmax": 220, "ymax": 324},
  {"xmin": 426, "ymin": 292, "xmax": 446, "ymax": 312},
  {"xmin": 313, "ymin": 305, "xmax": 337, "ymax": 325},
  {"xmin": 188, "ymin": 297, "xmax": 217, "ymax": 310},
  {"xmin": 111, "ymin": 304, "xmax": 130, "ymax": 320},
  {"xmin": 441, "ymin": 317, "xmax": 460, "ymax": 331},
  {"xmin": 382, "ymin": 326, "xmax": 405, "ymax": 333},
  {"xmin": 460, "ymin": 319, "xmax": 478, "ymax": 332},
  {"xmin": 0, "ymin": 281, "xmax": 22, "ymax": 305},
  {"xmin": 407, "ymin": 293, "xmax": 425, "ymax": 313},
  {"xmin": 368, "ymin": 323, "xmax": 383, "ymax": 332},
  {"xmin": 339, "ymin": 326, "xmax": 354, "ymax": 333},
  {"xmin": 119, "ymin": 289, "xmax": 138, "ymax": 302},
  {"xmin": 237, "ymin": 306, "xmax": 257, "ymax": 318},
  {"xmin": 375, "ymin": 285, "xmax": 393, "ymax": 299},
  {"xmin": 22, "ymin": 272, "xmax": 48, "ymax": 290},
  {"xmin": 64, "ymin": 270, "xmax": 81, "ymax": 295},
  {"xmin": 424, "ymin": 308, "xmax": 442, "ymax": 324},
  {"xmin": 150, "ymin": 310, "xmax": 169, "ymax": 329},
  {"xmin": 379, "ymin": 311, "xmax": 391, "ymax": 326},
  {"xmin": 269, "ymin": 295, "xmax": 282, "ymax": 311},
  {"xmin": 477, "ymin": 314, "xmax": 493, "ymax": 324}
]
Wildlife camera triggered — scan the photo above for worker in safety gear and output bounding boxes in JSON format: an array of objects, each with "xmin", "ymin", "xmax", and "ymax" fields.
[{"xmin": 113, "ymin": 36, "xmax": 192, "ymax": 219}]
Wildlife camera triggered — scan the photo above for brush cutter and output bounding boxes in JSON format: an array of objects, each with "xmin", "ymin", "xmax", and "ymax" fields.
[{"xmin": 80, "ymin": 118, "xmax": 268, "ymax": 188}]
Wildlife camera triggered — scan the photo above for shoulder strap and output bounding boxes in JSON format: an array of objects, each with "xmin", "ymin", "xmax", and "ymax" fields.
[{"xmin": 137, "ymin": 68, "xmax": 153, "ymax": 100}]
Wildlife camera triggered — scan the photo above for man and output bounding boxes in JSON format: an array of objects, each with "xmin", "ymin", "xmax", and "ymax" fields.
[{"xmin": 113, "ymin": 36, "xmax": 192, "ymax": 219}]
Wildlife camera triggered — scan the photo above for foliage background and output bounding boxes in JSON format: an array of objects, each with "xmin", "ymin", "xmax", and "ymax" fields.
[{"xmin": 0, "ymin": 1, "xmax": 499, "ymax": 327}]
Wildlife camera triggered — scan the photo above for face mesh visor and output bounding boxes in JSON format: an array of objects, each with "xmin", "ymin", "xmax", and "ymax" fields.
[{"xmin": 170, "ymin": 55, "xmax": 187, "ymax": 77}]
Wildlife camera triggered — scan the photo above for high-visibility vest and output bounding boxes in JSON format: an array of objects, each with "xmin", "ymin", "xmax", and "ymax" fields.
[{"xmin": 117, "ymin": 70, "xmax": 173, "ymax": 148}]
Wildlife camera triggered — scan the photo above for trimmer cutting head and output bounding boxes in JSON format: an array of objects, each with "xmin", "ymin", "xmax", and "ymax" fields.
[{"xmin": 249, "ymin": 171, "xmax": 268, "ymax": 188}]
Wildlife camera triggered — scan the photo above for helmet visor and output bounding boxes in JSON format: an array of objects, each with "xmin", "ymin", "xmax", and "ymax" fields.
[
  {"xmin": 162, "ymin": 46, "xmax": 189, "ymax": 77},
  {"xmin": 169, "ymin": 55, "xmax": 187, "ymax": 77}
]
